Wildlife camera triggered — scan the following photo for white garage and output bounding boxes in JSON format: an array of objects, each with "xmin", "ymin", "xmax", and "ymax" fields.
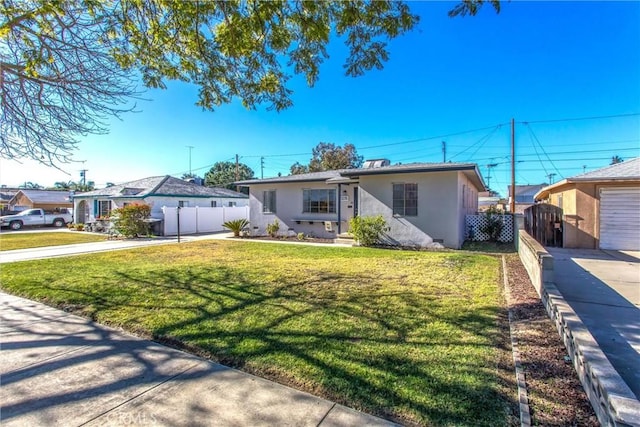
[{"xmin": 599, "ymin": 187, "xmax": 640, "ymax": 250}]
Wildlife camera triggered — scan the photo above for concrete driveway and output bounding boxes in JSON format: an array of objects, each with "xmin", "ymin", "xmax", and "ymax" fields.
[{"xmin": 547, "ymin": 248, "xmax": 640, "ymax": 400}]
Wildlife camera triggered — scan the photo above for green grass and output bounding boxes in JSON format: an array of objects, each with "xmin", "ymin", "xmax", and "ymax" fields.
[
  {"xmin": 462, "ymin": 240, "xmax": 516, "ymax": 254},
  {"xmin": 0, "ymin": 240, "xmax": 514, "ymax": 426},
  {"xmin": 0, "ymin": 231, "xmax": 107, "ymax": 251}
]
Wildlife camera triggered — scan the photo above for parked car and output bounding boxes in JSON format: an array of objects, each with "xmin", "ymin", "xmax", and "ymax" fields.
[{"xmin": 0, "ymin": 209, "xmax": 73, "ymax": 230}]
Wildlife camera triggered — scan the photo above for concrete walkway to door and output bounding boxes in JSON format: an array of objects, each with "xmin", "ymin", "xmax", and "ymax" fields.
[{"xmin": 546, "ymin": 248, "xmax": 640, "ymax": 401}]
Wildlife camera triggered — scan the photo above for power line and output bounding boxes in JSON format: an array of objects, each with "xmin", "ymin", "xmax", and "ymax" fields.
[{"xmin": 520, "ymin": 112, "xmax": 640, "ymax": 124}]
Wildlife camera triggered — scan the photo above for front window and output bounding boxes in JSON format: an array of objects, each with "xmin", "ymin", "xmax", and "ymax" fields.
[
  {"xmin": 393, "ymin": 183, "xmax": 418, "ymax": 216},
  {"xmin": 263, "ymin": 190, "xmax": 276, "ymax": 213},
  {"xmin": 303, "ymin": 189, "xmax": 336, "ymax": 213},
  {"xmin": 98, "ymin": 200, "xmax": 112, "ymax": 217}
]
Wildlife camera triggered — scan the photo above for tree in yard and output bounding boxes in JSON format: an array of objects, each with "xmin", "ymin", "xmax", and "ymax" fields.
[
  {"xmin": 204, "ymin": 161, "xmax": 255, "ymax": 189},
  {"xmin": 290, "ymin": 142, "xmax": 363, "ymax": 174},
  {"xmin": 1, "ymin": 1, "xmax": 499, "ymax": 167},
  {"xmin": 610, "ymin": 155, "xmax": 624, "ymax": 165}
]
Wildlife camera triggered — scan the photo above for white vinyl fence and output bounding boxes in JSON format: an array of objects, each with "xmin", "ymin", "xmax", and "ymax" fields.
[{"xmin": 162, "ymin": 206, "xmax": 249, "ymax": 236}]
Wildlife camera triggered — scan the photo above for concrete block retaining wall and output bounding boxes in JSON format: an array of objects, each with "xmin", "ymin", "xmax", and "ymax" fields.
[{"xmin": 517, "ymin": 230, "xmax": 640, "ymax": 427}]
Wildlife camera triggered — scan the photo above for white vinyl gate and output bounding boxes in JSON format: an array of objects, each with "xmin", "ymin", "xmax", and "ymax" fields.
[
  {"xmin": 162, "ymin": 206, "xmax": 249, "ymax": 236},
  {"xmin": 599, "ymin": 187, "xmax": 640, "ymax": 250}
]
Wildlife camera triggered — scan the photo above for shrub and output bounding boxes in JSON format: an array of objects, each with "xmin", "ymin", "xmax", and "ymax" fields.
[
  {"xmin": 266, "ymin": 219, "xmax": 280, "ymax": 237},
  {"xmin": 222, "ymin": 218, "xmax": 249, "ymax": 237},
  {"xmin": 110, "ymin": 204, "xmax": 151, "ymax": 238},
  {"xmin": 74, "ymin": 223, "xmax": 85, "ymax": 231},
  {"xmin": 480, "ymin": 205, "xmax": 505, "ymax": 242},
  {"xmin": 297, "ymin": 232, "xmax": 305, "ymax": 241},
  {"xmin": 349, "ymin": 215, "xmax": 388, "ymax": 246}
]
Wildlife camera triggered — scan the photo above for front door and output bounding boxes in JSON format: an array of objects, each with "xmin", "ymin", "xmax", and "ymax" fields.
[{"xmin": 353, "ymin": 187, "xmax": 359, "ymax": 217}]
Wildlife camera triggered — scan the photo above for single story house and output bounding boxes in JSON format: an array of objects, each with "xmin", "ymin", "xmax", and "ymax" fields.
[
  {"xmin": 72, "ymin": 175, "xmax": 248, "ymax": 224},
  {"xmin": 507, "ymin": 184, "xmax": 546, "ymax": 214},
  {"xmin": 236, "ymin": 161, "xmax": 485, "ymax": 249},
  {"xmin": 8, "ymin": 190, "xmax": 73, "ymax": 212},
  {"xmin": 534, "ymin": 158, "xmax": 640, "ymax": 250}
]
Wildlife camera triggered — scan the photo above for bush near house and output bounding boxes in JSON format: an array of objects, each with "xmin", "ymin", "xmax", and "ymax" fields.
[
  {"xmin": 110, "ymin": 204, "xmax": 151, "ymax": 238},
  {"xmin": 222, "ymin": 218, "xmax": 250, "ymax": 237},
  {"xmin": 349, "ymin": 215, "xmax": 388, "ymax": 246}
]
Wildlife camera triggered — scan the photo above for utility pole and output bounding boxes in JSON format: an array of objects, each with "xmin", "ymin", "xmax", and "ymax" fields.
[
  {"xmin": 442, "ymin": 141, "xmax": 446, "ymax": 163},
  {"xmin": 547, "ymin": 173, "xmax": 556, "ymax": 185},
  {"xmin": 260, "ymin": 156, "xmax": 265, "ymax": 179},
  {"xmin": 186, "ymin": 146, "xmax": 194, "ymax": 176},
  {"xmin": 79, "ymin": 169, "xmax": 88, "ymax": 186},
  {"xmin": 235, "ymin": 154, "xmax": 240, "ymax": 181},
  {"xmin": 510, "ymin": 118, "xmax": 516, "ymax": 213},
  {"xmin": 582, "ymin": 165, "xmax": 587, "ymax": 173}
]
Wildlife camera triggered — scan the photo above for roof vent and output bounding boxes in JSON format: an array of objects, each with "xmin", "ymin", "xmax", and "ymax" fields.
[{"xmin": 362, "ymin": 159, "xmax": 391, "ymax": 169}]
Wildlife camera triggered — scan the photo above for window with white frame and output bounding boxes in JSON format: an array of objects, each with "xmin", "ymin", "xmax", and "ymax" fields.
[
  {"xmin": 98, "ymin": 200, "xmax": 112, "ymax": 217},
  {"xmin": 392, "ymin": 183, "xmax": 418, "ymax": 216},
  {"xmin": 228, "ymin": 201, "xmax": 236, "ymax": 207},
  {"xmin": 263, "ymin": 190, "xmax": 276, "ymax": 213},
  {"xmin": 303, "ymin": 189, "xmax": 336, "ymax": 213},
  {"xmin": 211, "ymin": 201, "xmax": 217, "ymax": 207},
  {"xmin": 178, "ymin": 201, "xmax": 189, "ymax": 207}
]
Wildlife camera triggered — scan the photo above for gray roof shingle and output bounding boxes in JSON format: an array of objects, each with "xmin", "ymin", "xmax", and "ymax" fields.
[
  {"xmin": 17, "ymin": 190, "xmax": 72, "ymax": 204},
  {"xmin": 570, "ymin": 157, "xmax": 640, "ymax": 181},
  {"xmin": 75, "ymin": 176, "xmax": 248, "ymax": 199}
]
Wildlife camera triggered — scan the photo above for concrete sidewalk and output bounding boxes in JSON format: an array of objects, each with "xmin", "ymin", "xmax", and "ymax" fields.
[{"xmin": 0, "ymin": 292, "xmax": 395, "ymax": 427}]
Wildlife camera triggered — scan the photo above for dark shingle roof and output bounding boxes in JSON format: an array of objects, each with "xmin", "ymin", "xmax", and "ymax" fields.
[
  {"xmin": 236, "ymin": 162, "xmax": 486, "ymax": 190},
  {"xmin": 75, "ymin": 176, "xmax": 248, "ymax": 199}
]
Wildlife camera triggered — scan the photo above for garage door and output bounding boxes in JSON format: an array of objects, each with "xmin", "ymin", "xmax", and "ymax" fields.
[{"xmin": 599, "ymin": 187, "xmax": 640, "ymax": 250}]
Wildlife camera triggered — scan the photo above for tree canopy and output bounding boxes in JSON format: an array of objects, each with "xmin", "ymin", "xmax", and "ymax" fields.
[
  {"xmin": 204, "ymin": 161, "xmax": 255, "ymax": 189},
  {"xmin": 290, "ymin": 142, "xmax": 363, "ymax": 174},
  {"xmin": 1, "ymin": 1, "xmax": 499, "ymax": 166}
]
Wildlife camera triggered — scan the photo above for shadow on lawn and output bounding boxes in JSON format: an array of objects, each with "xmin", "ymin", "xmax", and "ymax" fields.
[
  {"xmin": 3, "ymin": 262, "xmax": 518, "ymax": 426},
  {"xmin": 99, "ymin": 266, "xmax": 516, "ymax": 426}
]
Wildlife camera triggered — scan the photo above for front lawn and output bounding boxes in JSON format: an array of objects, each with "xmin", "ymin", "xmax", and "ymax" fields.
[
  {"xmin": 0, "ymin": 231, "xmax": 107, "ymax": 251},
  {"xmin": 0, "ymin": 240, "xmax": 515, "ymax": 425}
]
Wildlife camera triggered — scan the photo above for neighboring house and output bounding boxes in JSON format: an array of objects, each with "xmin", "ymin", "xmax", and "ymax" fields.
[
  {"xmin": 8, "ymin": 190, "xmax": 73, "ymax": 212},
  {"xmin": 72, "ymin": 175, "xmax": 248, "ymax": 224},
  {"xmin": 477, "ymin": 190, "xmax": 503, "ymax": 212},
  {"xmin": 1, "ymin": 188, "xmax": 19, "ymax": 214},
  {"xmin": 237, "ymin": 161, "xmax": 485, "ymax": 249},
  {"xmin": 534, "ymin": 158, "xmax": 640, "ymax": 250},
  {"xmin": 507, "ymin": 184, "xmax": 546, "ymax": 214}
]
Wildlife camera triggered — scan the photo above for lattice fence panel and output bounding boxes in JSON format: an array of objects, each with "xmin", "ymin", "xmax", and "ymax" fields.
[{"xmin": 465, "ymin": 214, "xmax": 514, "ymax": 242}]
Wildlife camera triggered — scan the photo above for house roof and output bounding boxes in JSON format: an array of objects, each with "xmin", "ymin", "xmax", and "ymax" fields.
[
  {"xmin": 236, "ymin": 170, "xmax": 344, "ymax": 185},
  {"xmin": 74, "ymin": 176, "xmax": 248, "ymax": 199},
  {"xmin": 508, "ymin": 184, "xmax": 547, "ymax": 197},
  {"xmin": 236, "ymin": 162, "xmax": 487, "ymax": 190},
  {"xmin": 534, "ymin": 157, "xmax": 640, "ymax": 200},
  {"xmin": 10, "ymin": 190, "xmax": 72, "ymax": 205}
]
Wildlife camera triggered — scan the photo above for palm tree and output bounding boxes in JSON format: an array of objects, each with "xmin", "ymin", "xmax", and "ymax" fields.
[{"xmin": 610, "ymin": 155, "xmax": 624, "ymax": 165}]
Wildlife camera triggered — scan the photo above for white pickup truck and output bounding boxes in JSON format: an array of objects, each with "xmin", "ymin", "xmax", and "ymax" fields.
[{"xmin": 0, "ymin": 208, "xmax": 73, "ymax": 230}]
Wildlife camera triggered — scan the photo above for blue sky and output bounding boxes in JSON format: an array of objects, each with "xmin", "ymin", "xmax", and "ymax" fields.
[{"xmin": 1, "ymin": 1, "xmax": 639, "ymax": 197}]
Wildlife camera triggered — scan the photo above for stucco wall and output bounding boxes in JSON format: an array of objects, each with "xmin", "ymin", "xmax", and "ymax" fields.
[
  {"xmin": 358, "ymin": 171, "xmax": 461, "ymax": 248},
  {"xmin": 248, "ymin": 182, "xmax": 355, "ymax": 238},
  {"xmin": 547, "ymin": 182, "xmax": 639, "ymax": 249},
  {"xmin": 457, "ymin": 171, "xmax": 480, "ymax": 247}
]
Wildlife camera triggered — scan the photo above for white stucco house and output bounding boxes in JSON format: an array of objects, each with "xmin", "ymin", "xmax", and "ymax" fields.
[
  {"xmin": 236, "ymin": 161, "xmax": 485, "ymax": 249},
  {"xmin": 72, "ymin": 175, "xmax": 248, "ymax": 224}
]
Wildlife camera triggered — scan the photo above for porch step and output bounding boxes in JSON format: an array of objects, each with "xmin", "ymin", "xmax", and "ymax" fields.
[{"xmin": 334, "ymin": 233, "xmax": 356, "ymax": 245}]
